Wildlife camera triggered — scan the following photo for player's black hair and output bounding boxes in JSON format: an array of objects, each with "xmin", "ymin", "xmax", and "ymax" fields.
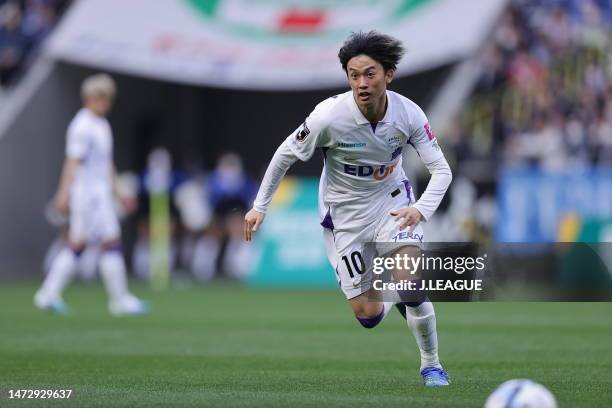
[{"xmin": 338, "ymin": 31, "xmax": 405, "ymax": 73}]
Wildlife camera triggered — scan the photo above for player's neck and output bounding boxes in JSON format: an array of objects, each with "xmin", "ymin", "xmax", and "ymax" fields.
[
  {"xmin": 358, "ymin": 94, "xmax": 387, "ymax": 123},
  {"xmin": 84, "ymin": 105, "xmax": 105, "ymax": 118}
]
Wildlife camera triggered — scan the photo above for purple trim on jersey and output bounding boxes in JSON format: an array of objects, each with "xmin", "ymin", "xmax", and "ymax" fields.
[
  {"xmin": 356, "ymin": 308, "xmax": 384, "ymax": 329},
  {"xmin": 320, "ymin": 147, "xmax": 329, "ymax": 161},
  {"xmin": 321, "ymin": 208, "xmax": 334, "ymax": 230},
  {"xmin": 402, "ymin": 180, "xmax": 412, "ymax": 203},
  {"xmin": 370, "ymin": 122, "xmax": 378, "ymax": 133}
]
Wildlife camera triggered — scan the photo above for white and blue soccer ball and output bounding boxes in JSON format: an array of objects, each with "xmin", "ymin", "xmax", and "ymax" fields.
[{"xmin": 484, "ymin": 379, "xmax": 557, "ymax": 408}]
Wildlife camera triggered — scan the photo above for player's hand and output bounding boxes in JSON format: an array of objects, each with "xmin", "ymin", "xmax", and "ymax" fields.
[
  {"xmin": 390, "ymin": 207, "xmax": 422, "ymax": 233},
  {"xmin": 54, "ymin": 190, "xmax": 70, "ymax": 215},
  {"xmin": 244, "ymin": 209, "xmax": 265, "ymax": 241},
  {"xmin": 119, "ymin": 195, "xmax": 137, "ymax": 215}
]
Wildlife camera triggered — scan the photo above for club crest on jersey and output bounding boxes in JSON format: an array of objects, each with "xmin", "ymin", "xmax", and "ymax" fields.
[
  {"xmin": 344, "ymin": 163, "xmax": 397, "ymax": 180},
  {"xmin": 387, "ymin": 135, "xmax": 402, "ymax": 147},
  {"xmin": 424, "ymin": 123, "xmax": 436, "ymax": 140},
  {"xmin": 296, "ymin": 121, "xmax": 310, "ymax": 142}
]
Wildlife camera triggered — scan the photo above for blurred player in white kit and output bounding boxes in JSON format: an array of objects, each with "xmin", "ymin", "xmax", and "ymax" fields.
[{"xmin": 34, "ymin": 73, "xmax": 148, "ymax": 316}]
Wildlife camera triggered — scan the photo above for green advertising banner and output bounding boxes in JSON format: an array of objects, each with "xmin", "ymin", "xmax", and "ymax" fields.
[
  {"xmin": 47, "ymin": 0, "xmax": 507, "ymax": 90},
  {"xmin": 248, "ymin": 177, "xmax": 336, "ymax": 288}
]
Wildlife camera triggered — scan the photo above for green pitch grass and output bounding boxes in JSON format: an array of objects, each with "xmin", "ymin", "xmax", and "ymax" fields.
[{"xmin": 1, "ymin": 282, "xmax": 611, "ymax": 407}]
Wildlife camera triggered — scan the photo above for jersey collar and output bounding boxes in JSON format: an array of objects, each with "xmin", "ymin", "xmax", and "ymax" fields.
[{"xmin": 348, "ymin": 90, "xmax": 393, "ymax": 126}]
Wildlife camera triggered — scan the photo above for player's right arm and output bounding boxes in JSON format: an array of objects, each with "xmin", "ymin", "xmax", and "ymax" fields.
[
  {"xmin": 244, "ymin": 101, "xmax": 332, "ymax": 241},
  {"xmin": 54, "ymin": 117, "xmax": 88, "ymax": 214}
]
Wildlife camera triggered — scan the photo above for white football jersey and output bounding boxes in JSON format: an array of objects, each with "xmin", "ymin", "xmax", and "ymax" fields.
[
  {"xmin": 65, "ymin": 108, "xmax": 113, "ymax": 195},
  {"xmin": 286, "ymin": 90, "xmax": 443, "ymax": 230}
]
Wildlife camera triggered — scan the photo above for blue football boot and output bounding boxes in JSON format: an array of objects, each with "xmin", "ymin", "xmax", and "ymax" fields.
[{"xmin": 421, "ymin": 367, "xmax": 450, "ymax": 387}]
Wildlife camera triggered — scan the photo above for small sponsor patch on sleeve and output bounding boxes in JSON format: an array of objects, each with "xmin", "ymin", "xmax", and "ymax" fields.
[
  {"xmin": 296, "ymin": 120, "xmax": 310, "ymax": 142},
  {"xmin": 424, "ymin": 123, "xmax": 436, "ymax": 140}
]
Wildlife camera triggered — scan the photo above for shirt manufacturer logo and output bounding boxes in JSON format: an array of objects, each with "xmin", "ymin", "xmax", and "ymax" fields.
[{"xmin": 338, "ymin": 142, "xmax": 366, "ymax": 148}]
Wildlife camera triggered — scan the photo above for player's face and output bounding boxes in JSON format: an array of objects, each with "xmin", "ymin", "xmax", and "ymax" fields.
[
  {"xmin": 346, "ymin": 55, "xmax": 394, "ymax": 111},
  {"xmin": 89, "ymin": 94, "xmax": 113, "ymax": 116}
]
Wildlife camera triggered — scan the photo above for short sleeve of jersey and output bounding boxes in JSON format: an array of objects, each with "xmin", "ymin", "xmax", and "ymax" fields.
[
  {"xmin": 65, "ymin": 120, "xmax": 89, "ymax": 160},
  {"xmin": 407, "ymin": 104, "xmax": 444, "ymax": 165},
  {"xmin": 286, "ymin": 100, "xmax": 332, "ymax": 162}
]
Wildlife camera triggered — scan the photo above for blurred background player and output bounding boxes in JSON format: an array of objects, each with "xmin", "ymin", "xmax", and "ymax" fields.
[
  {"xmin": 34, "ymin": 73, "xmax": 148, "ymax": 316},
  {"xmin": 43, "ymin": 171, "xmax": 139, "ymax": 283}
]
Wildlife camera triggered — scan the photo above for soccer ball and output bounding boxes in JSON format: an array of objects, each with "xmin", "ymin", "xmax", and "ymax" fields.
[{"xmin": 484, "ymin": 379, "xmax": 557, "ymax": 408}]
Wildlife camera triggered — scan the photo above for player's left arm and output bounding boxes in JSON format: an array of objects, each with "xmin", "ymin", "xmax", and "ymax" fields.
[{"xmin": 392, "ymin": 108, "xmax": 452, "ymax": 232}]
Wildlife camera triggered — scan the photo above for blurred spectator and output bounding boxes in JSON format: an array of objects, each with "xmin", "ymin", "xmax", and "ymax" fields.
[
  {"xmin": 131, "ymin": 150, "xmax": 186, "ymax": 280},
  {"xmin": 0, "ymin": 0, "xmax": 70, "ymax": 87},
  {"xmin": 191, "ymin": 152, "xmax": 257, "ymax": 281},
  {"xmin": 0, "ymin": 2, "xmax": 26, "ymax": 86}
]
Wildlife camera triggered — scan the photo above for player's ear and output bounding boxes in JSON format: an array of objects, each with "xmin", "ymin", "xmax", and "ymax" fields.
[{"xmin": 385, "ymin": 69, "xmax": 394, "ymax": 85}]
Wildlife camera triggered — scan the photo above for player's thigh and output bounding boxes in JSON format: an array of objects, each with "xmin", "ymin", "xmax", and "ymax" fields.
[
  {"xmin": 96, "ymin": 199, "xmax": 121, "ymax": 243},
  {"xmin": 68, "ymin": 197, "xmax": 88, "ymax": 246},
  {"xmin": 70, "ymin": 195, "xmax": 120, "ymax": 244},
  {"xmin": 322, "ymin": 227, "xmax": 376, "ymax": 301}
]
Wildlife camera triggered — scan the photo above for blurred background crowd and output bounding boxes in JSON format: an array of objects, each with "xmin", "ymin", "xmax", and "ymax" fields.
[
  {"xmin": 0, "ymin": 0, "xmax": 70, "ymax": 88},
  {"xmin": 430, "ymin": 0, "xmax": 612, "ymax": 242},
  {"xmin": 43, "ymin": 150, "xmax": 258, "ymax": 283},
  {"xmin": 453, "ymin": 0, "xmax": 612, "ymax": 172},
  {"xmin": 1, "ymin": 0, "xmax": 610, "ymax": 284}
]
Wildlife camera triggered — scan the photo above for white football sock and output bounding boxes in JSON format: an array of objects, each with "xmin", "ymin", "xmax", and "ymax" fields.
[
  {"xmin": 405, "ymin": 302, "xmax": 441, "ymax": 370},
  {"xmin": 36, "ymin": 247, "xmax": 77, "ymax": 305},
  {"xmin": 99, "ymin": 250, "xmax": 130, "ymax": 302}
]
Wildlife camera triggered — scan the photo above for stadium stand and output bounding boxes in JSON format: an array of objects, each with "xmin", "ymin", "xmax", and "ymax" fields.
[
  {"xmin": 0, "ymin": 0, "xmax": 70, "ymax": 88},
  {"xmin": 451, "ymin": 0, "xmax": 612, "ymax": 178}
]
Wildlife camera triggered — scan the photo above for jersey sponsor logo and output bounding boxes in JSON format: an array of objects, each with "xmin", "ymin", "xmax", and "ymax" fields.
[
  {"xmin": 338, "ymin": 142, "xmax": 366, "ymax": 148},
  {"xmin": 296, "ymin": 121, "xmax": 310, "ymax": 142},
  {"xmin": 391, "ymin": 146, "xmax": 403, "ymax": 160},
  {"xmin": 424, "ymin": 122, "xmax": 436, "ymax": 140},
  {"xmin": 344, "ymin": 163, "xmax": 397, "ymax": 180}
]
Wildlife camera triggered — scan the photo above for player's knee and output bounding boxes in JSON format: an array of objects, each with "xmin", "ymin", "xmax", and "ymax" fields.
[
  {"xmin": 353, "ymin": 303, "xmax": 385, "ymax": 329},
  {"xmin": 355, "ymin": 309, "xmax": 384, "ymax": 329}
]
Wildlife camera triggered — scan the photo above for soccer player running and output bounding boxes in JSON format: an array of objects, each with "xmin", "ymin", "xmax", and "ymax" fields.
[
  {"xmin": 244, "ymin": 31, "xmax": 452, "ymax": 386},
  {"xmin": 34, "ymin": 74, "xmax": 148, "ymax": 316}
]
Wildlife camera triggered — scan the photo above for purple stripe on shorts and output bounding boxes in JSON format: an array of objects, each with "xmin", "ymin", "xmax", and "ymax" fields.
[
  {"xmin": 320, "ymin": 208, "xmax": 334, "ymax": 230},
  {"xmin": 104, "ymin": 244, "xmax": 123, "ymax": 254},
  {"xmin": 402, "ymin": 180, "xmax": 412, "ymax": 203}
]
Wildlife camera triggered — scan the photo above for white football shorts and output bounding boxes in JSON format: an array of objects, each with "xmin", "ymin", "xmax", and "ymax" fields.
[
  {"xmin": 322, "ymin": 180, "xmax": 424, "ymax": 299},
  {"xmin": 69, "ymin": 189, "xmax": 120, "ymax": 244}
]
